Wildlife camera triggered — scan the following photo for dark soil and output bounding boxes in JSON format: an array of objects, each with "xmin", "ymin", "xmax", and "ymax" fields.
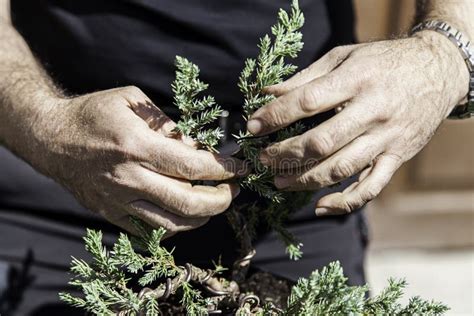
[
  {"xmin": 239, "ymin": 271, "xmax": 292, "ymax": 309},
  {"xmin": 158, "ymin": 271, "xmax": 292, "ymax": 315}
]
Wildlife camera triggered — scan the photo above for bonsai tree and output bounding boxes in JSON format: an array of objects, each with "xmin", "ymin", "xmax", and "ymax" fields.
[{"xmin": 59, "ymin": 1, "xmax": 449, "ymax": 315}]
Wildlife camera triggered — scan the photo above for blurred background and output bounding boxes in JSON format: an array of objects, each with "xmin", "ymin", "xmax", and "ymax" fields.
[{"xmin": 354, "ymin": 1, "xmax": 474, "ymax": 314}]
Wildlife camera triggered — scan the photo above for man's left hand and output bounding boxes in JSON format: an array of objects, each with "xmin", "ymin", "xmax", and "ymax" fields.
[{"xmin": 246, "ymin": 31, "xmax": 469, "ymax": 216}]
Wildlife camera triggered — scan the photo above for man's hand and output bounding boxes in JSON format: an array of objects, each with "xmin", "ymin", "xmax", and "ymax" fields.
[
  {"xmin": 0, "ymin": 11, "xmax": 244, "ymax": 236},
  {"xmin": 32, "ymin": 87, "xmax": 245, "ymax": 235},
  {"xmin": 247, "ymin": 31, "xmax": 470, "ymax": 216}
]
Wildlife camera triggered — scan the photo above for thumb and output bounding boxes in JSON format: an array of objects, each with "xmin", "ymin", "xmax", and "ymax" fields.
[
  {"xmin": 130, "ymin": 100, "xmax": 177, "ymax": 136},
  {"xmin": 130, "ymin": 99, "xmax": 197, "ymax": 147}
]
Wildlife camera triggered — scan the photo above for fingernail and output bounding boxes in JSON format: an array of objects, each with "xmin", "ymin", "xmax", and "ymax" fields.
[
  {"xmin": 315, "ymin": 207, "xmax": 332, "ymax": 216},
  {"xmin": 274, "ymin": 176, "xmax": 290, "ymax": 189},
  {"xmin": 262, "ymin": 85, "xmax": 276, "ymax": 93},
  {"xmin": 231, "ymin": 185, "xmax": 241, "ymax": 198},
  {"xmin": 259, "ymin": 152, "xmax": 270, "ymax": 166},
  {"xmin": 247, "ymin": 119, "xmax": 262, "ymax": 135}
]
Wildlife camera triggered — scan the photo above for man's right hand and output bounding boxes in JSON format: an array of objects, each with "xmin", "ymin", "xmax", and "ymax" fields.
[{"xmin": 30, "ymin": 86, "xmax": 245, "ymax": 235}]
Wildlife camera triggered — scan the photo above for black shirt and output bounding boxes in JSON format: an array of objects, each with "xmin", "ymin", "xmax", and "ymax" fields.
[
  {"xmin": 1, "ymin": 0, "xmax": 365, "ymax": 284},
  {"xmin": 11, "ymin": 0, "xmax": 355, "ymax": 114}
]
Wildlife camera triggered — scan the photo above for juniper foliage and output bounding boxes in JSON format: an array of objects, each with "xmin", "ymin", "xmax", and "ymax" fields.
[
  {"xmin": 237, "ymin": 0, "xmax": 305, "ymax": 201},
  {"xmin": 61, "ymin": 1, "xmax": 449, "ymax": 315},
  {"xmin": 172, "ymin": 56, "xmax": 223, "ymax": 152},
  {"xmin": 170, "ymin": 0, "xmax": 310, "ymax": 259},
  {"xmin": 61, "ymin": 227, "xmax": 448, "ymax": 315},
  {"xmin": 60, "ymin": 226, "xmax": 208, "ymax": 316},
  {"xmin": 234, "ymin": 0, "xmax": 312, "ymax": 260},
  {"xmin": 285, "ymin": 261, "xmax": 448, "ymax": 316}
]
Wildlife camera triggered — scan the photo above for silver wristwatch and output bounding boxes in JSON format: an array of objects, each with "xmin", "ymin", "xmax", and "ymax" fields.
[{"xmin": 412, "ymin": 20, "xmax": 474, "ymax": 119}]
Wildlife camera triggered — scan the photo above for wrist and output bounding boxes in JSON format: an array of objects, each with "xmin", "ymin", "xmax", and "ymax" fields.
[
  {"xmin": 0, "ymin": 88, "xmax": 67, "ymax": 173},
  {"xmin": 413, "ymin": 29, "xmax": 470, "ymax": 110}
]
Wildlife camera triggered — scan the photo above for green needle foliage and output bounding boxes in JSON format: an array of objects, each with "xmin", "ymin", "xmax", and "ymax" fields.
[
  {"xmin": 172, "ymin": 55, "xmax": 223, "ymax": 152},
  {"xmin": 61, "ymin": 1, "xmax": 449, "ymax": 315},
  {"xmin": 284, "ymin": 261, "xmax": 448, "ymax": 316},
  {"xmin": 237, "ymin": 0, "xmax": 305, "ymax": 200},
  {"xmin": 170, "ymin": 0, "xmax": 310, "ymax": 259},
  {"xmin": 60, "ymin": 224, "xmax": 208, "ymax": 315},
  {"xmin": 61, "ymin": 226, "xmax": 448, "ymax": 315},
  {"xmin": 234, "ymin": 0, "xmax": 312, "ymax": 260},
  {"xmin": 238, "ymin": 0, "xmax": 304, "ymax": 117}
]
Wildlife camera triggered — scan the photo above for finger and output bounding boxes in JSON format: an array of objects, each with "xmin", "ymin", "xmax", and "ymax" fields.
[
  {"xmin": 131, "ymin": 100, "xmax": 199, "ymax": 147},
  {"xmin": 119, "ymin": 86, "xmax": 196, "ymax": 146},
  {"xmin": 343, "ymin": 166, "xmax": 373, "ymax": 193},
  {"xmin": 142, "ymin": 135, "xmax": 248, "ymax": 181},
  {"xmin": 119, "ymin": 114, "xmax": 248, "ymax": 181},
  {"xmin": 96, "ymin": 191, "xmax": 208, "ymax": 235},
  {"xmin": 135, "ymin": 168, "xmax": 239, "ymax": 218},
  {"xmin": 127, "ymin": 200, "xmax": 209, "ymax": 233},
  {"xmin": 274, "ymin": 133, "xmax": 384, "ymax": 190},
  {"xmin": 102, "ymin": 86, "xmax": 190, "ymax": 146},
  {"xmin": 116, "ymin": 86, "xmax": 172, "ymax": 134},
  {"xmin": 247, "ymin": 64, "xmax": 359, "ymax": 136},
  {"xmin": 314, "ymin": 154, "xmax": 402, "ymax": 216},
  {"xmin": 265, "ymin": 46, "xmax": 353, "ymax": 96},
  {"xmin": 112, "ymin": 88, "xmax": 244, "ymax": 179},
  {"xmin": 260, "ymin": 99, "xmax": 376, "ymax": 168},
  {"xmin": 110, "ymin": 88, "xmax": 246, "ymax": 181},
  {"xmin": 129, "ymin": 100, "xmax": 177, "ymax": 136},
  {"xmin": 98, "ymin": 208, "xmax": 142, "ymax": 235}
]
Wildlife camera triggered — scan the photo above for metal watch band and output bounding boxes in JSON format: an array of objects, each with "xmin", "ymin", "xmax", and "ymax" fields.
[{"xmin": 412, "ymin": 20, "xmax": 474, "ymax": 119}]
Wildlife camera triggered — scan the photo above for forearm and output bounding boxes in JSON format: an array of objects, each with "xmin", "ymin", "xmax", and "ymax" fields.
[
  {"xmin": 416, "ymin": 0, "xmax": 474, "ymax": 40},
  {"xmin": 0, "ymin": 16, "xmax": 64, "ymax": 165}
]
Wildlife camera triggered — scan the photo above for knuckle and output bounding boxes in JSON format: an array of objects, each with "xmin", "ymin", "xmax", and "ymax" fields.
[
  {"xmin": 122, "ymin": 86, "xmax": 146, "ymax": 100},
  {"xmin": 182, "ymin": 191, "xmax": 224, "ymax": 217},
  {"xmin": 100, "ymin": 167, "xmax": 130, "ymax": 194},
  {"xmin": 296, "ymin": 172, "xmax": 319, "ymax": 188},
  {"xmin": 179, "ymin": 159, "xmax": 201, "ymax": 180},
  {"xmin": 203, "ymin": 193, "xmax": 229, "ymax": 215},
  {"xmin": 338, "ymin": 65, "xmax": 369, "ymax": 94},
  {"xmin": 123, "ymin": 85, "xmax": 143, "ymax": 95},
  {"xmin": 342, "ymin": 199, "xmax": 360, "ymax": 214},
  {"xmin": 330, "ymin": 158, "xmax": 356, "ymax": 181},
  {"xmin": 327, "ymin": 46, "xmax": 345, "ymax": 60},
  {"xmin": 296, "ymin": 67, "xmax": 310, "ymax": 78},
  {"xmin": 351, "ymin": 61, "xmax": 374, "ymax": 85},
  {"xmin": 305, "ymin": 133, "xmax": 334, "ymax": 157},
  {"xmin": 176, "ymin": 197, "xmax": 193, "ymax": 216},
  {"xmin": 299, "ymin": 86, "xmax": 319, "ymax": 113},
  {"xmin": 106, "ymin": 163, "xmax": 129, "ymax": 184},
  {"xmin": 158, "ymin": 220, "xmax": 175, "ymax": 233},
  {"xmin": 375, "ymin": 107, "xmax": 391, "ymax": 122},
  {"xmin": 325, "ymin": 72, "xmax": 346, "ymax": 93},
  {"xmin": 364, "ymin": 184, "xmax": 382, "ymax": 200},
  {"xmin": 267, "ymin": 99, "xmax": 288, "ymax": 127},
  {"xmin": 365, "ymin": 96, "xmax": 391, "ymax": 123},
  {"xmin": 197, "ymin": 198, "xmax": 213, "ymax": 215},
  {"xmin": 343, "ymin": 203, "xmax": 356, "ymax": 214},
  {"xmin": 117, "ymin": 133, "xmax": 142, "ymax": 155},
  {"xmin": 385, "ymin": 152, "xmax": 403, "ymax": 164},
  {"xmin": 325, "ymin": 46, "xmax": 353, "ymax": 67}
]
